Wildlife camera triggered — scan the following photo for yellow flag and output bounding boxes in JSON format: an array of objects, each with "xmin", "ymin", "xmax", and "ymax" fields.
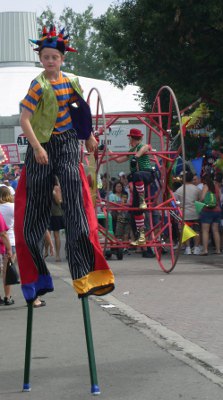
[{"xmin": 182, "ymin": 224, "xmax": 197, "ymax": 243}]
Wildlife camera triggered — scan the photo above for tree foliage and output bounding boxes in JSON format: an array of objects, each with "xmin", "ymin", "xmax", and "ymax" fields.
[
  {"xmin": 37, "ymin": 1, "xmax": 223, "ymax": 127},
  {"xmin": 96, "ymin": 0, "xmax": 223, "ymax": 110}
]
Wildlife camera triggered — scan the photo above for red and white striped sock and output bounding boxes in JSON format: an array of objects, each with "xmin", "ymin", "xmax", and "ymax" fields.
[
  {"xmin": 134, "ymin": 215, "xmax": 145, "ymax": 230},
  {"xmin": 135, "ymin": 181, "xmax": 144, "ymax": 194}
]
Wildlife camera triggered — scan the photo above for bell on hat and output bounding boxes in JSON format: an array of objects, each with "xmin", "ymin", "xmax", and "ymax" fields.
[{"xmin": 127, "ymin": 128, "xmax": 143, "ymax": 138}]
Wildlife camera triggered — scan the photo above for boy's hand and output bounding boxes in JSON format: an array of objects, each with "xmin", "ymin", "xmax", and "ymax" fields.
[
  {"xmin": 85, "ymin": 134, "xmax": 98, "ymax": 153},
  {"xmin": 33, "ymin": 146, "xmax": 49, "ymax": 164}
]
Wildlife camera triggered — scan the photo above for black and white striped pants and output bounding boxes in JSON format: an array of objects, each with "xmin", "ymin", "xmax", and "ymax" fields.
[{"xmin": 24, "ymin": 129, "xmax": 94, "ymax": 280}]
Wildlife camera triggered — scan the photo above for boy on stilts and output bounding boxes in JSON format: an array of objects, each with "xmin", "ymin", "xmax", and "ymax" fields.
[{"xmin": 15, "ymin": 25, "xmax": 114, "ymax": 303}]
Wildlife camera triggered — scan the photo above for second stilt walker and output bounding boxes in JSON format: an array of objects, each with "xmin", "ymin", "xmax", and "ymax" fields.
[{"xmin": 112, "ymin": 128, "xmax": 154, "ymax": 246}]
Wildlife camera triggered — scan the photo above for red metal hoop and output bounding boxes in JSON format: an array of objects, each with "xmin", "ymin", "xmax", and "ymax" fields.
[{"xmin": 87, "ymin": 86, "xmax": 186, "ymax": 272}]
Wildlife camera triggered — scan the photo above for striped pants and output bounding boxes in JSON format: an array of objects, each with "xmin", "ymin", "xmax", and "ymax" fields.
[{"xmin": 24, "ymin": 129, "xmax": 94, "ymax": 280}]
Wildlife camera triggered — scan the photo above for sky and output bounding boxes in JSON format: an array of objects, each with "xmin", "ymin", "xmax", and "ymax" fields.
[{"xmin": 0, "ymin": 0, "xmax": 118, "ymax": 18}]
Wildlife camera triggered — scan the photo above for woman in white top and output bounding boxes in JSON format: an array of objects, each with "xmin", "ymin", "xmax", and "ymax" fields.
[
  {"xmin": 0, "ymin": 186, "xmax": 16, "ymax": 305},
  {"xmin": 0, "ymin": 186, "xmax": 46, "ymax": 308}
]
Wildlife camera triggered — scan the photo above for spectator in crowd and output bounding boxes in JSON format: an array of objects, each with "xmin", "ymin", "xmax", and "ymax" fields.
[
  {"xmin": 99, "ymin": 173, "xmax": 112, "ymax": 200},
  {"xmin": 215, "ymin": 173, "xmax": 223, "ymax": 250},
  {"xmin": 119, "ymin": 172, "xmax": 131, "ymax": 202},
  {"xmin": 199, "ymin": 173, "xmax": 221, "ymax": 255},
  {"xmin": 0, "ymin": 180, "xmax": 15, "ymax": 196},
  {"xmin": 44, "ymin": 230, "xmax": 54, "ymax": 258},
  {"xmin": 175, "ymin": 170, "xmax": 202, "ymax": 255},
  {"xmin": 0, "ymin": 186, "xmax": 47, "ymax": 308},
  {"xmin": 48, "ymin": 177, "xmax": 64, "ymax": 262},
  {"xmin": 192, "ymin": 174, "xmax": 203, "ymax": 190},
  {"xmin": 0, "ymin": 186, "xmax": 16, "ymax": 305},
  {"xmin": 109, "ymin": 180, "xmax": 125, "ymax": 234},
  {"xmin": 9, "ymin": 177, "xmax": 19, "ymax": 191},
  {"xmin": 115, "ymin": 191, "xmax": 132, "ymax": 247},
  {"xmin": 0, "ymin": 211, "xmax": 12, "ymax": 305}
]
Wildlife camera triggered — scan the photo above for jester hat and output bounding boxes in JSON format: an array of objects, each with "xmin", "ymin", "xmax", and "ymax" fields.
[{"xmin": 29, "ymin": 25, "xmax": 77, "ymax": 54}]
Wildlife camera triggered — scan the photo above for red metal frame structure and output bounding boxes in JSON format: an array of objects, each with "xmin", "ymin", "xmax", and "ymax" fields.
[{"xmin": 86, "ymin": 86, "xmax": 186, "ymax": 273}]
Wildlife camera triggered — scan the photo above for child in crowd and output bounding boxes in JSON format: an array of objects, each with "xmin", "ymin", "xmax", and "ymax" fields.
[
  {"xmin": 0, "ymin": 211, "xmax": 12, "ymax": 305},
  {"xmin": 115, "ymin": 191, "xmax": 131, "ymax": 246}
]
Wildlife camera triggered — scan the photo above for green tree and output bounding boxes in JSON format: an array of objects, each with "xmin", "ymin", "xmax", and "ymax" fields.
[
  {"xmin": 37, "ymin": 6, "xmax": 56, "ymax": 33},
  {"xmin": 96, "ymin": 0, "xmax": 223, "ymax": 109}
]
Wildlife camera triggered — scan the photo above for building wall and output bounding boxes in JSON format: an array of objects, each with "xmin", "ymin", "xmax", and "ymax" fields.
[
  {"xmin": 0, "ymin": 115, "xmax": 19, "ymax": 143},
  {"xmin": 0, "ymin": 12, "xmax": 38, "ymax": 65}
]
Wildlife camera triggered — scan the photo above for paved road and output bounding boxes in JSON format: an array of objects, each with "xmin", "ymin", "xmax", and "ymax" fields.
[
  {"xmin": 1, "ymin": 248, "xmax": 223, "ymax": 399},
  {"xmin": 106, "ymin": 250, "xmax": 223, "ymax": 360}
]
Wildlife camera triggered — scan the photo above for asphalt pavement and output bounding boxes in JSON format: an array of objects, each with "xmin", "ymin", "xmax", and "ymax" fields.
[{"xmin": 1, "ymin": 247, "xmax": 223, "ymax": 400}]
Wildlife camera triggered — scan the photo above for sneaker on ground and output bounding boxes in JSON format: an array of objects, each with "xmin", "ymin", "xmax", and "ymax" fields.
[
  {"xmin": 193, "ymin": 246, "xmax": 201, "ymax": 255},
  {"xmin": 4, "ymin": 297, "xmax": 15, "ymax": 306},
  {"xmin": 184, "ymin": 247, "xmax": 192, "ymax": 255}
]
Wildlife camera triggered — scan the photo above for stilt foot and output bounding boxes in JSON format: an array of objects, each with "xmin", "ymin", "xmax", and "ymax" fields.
[
  {"xmin": 91, "ymin": 384, "xmax": 101, "ymax": 395},
  {"xmin": 23, "ymin": 383, "xmax": 31, "ymax": 392}
]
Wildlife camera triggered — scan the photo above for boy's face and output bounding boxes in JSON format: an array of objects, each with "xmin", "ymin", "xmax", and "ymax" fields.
[
  {"xmin": 192, "ymin": 175, "xmax": 199, "ymax": 185},
  {"xmin": 122, "ymin": 195, "xmax": 128, "ymax": 204},
  {"xmin": 39, "ymin": 47, "xmax": 64, "ymax": 75},
  {"xmin": 129, "ymin": 137, "xmax": 141, "ymax": 147}
]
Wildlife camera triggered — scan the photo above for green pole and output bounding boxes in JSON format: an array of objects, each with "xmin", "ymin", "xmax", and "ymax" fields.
[
  {"xmin": 23, "ymin": 303, "xmax": 33, "ymax": 392},
  {"xmin": 81, "ymin": 297, "xmax": 100, "ymax": 395}
]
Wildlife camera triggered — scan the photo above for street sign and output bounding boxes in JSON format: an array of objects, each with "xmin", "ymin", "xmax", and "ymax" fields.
[
  {"xmin": 98, "ymin": 124, "xmax": 147, "ymax": 151},
  {"xmin": 1, "ymin": 144, "xmax": 21, "ymax": 164}
]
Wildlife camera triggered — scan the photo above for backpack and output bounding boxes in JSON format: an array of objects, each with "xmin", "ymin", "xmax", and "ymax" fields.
[{"xmin": 204, "ymin": 191, "xmax": 217, "ymax": 208}]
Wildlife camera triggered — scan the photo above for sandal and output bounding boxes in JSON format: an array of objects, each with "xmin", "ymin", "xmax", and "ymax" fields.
[
  {"xmin": 33, "ymin": 300, "xmax": 46, "ymax": 308},
  {"xmin": 200, "ymin": 252, "xmax": 208, "ymax": 256}
]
